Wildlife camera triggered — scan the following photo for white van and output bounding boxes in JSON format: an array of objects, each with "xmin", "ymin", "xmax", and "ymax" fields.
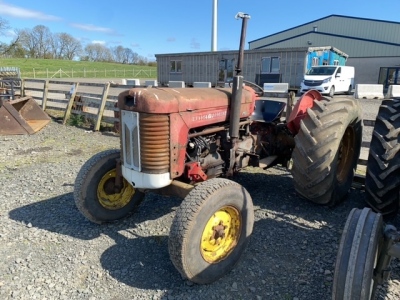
[{"xmin": 300, "ymin": 65, "xmax": 355, "ymax": 97}]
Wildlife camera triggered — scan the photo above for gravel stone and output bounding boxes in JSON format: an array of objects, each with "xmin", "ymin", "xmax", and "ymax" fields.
[{"xmin": 0, "ymin": 98, "xmax": 399, "ymax": 299}]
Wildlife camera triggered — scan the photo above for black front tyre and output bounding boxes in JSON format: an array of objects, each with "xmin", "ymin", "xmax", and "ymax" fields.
[
  {"xmin": 168, "ymin": 178, "xmax": 254, "ymax": 284},
  {"xmin": 329, "ymin": 86, "xmax": 335, "ymax": 97},
  {"xmin": 365, "ymin": 99, "xmax": 400, "ymax": 218},
  {"xmin": 291, "ymin": 96, "xmax": 363, "ymax": 206},
  {"xmin": 332, "ymin": 208, "xmax": 383, "ymax": 300},
  {"xmin": 74, "ymin": 149, "xmax": 144, "ymax": 224}
]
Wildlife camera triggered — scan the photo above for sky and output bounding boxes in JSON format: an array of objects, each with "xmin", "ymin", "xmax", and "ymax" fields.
[{"xmin": 1, "ymin": 0, "xmax": 399, "ymax": 61}]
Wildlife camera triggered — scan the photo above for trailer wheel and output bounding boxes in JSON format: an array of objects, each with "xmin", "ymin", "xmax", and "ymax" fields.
[
  {"xmin": 329, "ymin": 86, "xmax": 335, "ymax": 97},
  {"xmin": 291, "ymin": 96, "xmax": 362, "ymax": 205},
  {"xmin": 365, "ymin": 99, "xmax": 400, "ymax": 218},
  {"xmin": 168, "ymin": 178, "xmax": 254, "ymax": 284},
  {"xmin": 74, "ymin": 149, "xmax": 144, "ymax": 224},
  {"xmin": 332, "ymin": 208, "xmax": 384, "ymax": 300}
]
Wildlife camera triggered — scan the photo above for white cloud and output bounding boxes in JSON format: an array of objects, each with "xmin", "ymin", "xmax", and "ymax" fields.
[
  {"xmin": 91, "ymin": 40, "xmax": 106, "ymax": 45},
  {"xmin": 0, "ymin": 2, "xmax": 61, "ymax": 21},
  {"xmin": 70, "ymin": 23, "xmax": 115, "ymax": 34}
]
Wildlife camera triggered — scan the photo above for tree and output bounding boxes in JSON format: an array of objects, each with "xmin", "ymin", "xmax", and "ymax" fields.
[
  {"xmin": 51, "ymin": 33, "xmax": 82, "ymax": 60},
  {"xmin": 0, "ymin": 17, "xmax": 10, "ymax": 36},
  {"xmin": 19, "ymin": 25, "xmax": 52, "ymax": 58},
  {"xmin": 84, "ymin": 43, "xmax": 112, "ymax": 62}
]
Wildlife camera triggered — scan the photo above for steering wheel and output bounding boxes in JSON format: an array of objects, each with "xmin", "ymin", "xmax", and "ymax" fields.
[{"xmin": 243, "ymin": 80, "xmax": 264, "ymax": 97}]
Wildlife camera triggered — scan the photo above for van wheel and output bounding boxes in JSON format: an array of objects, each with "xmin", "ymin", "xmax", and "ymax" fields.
[
  {"xmin": 329, "ymin": 86, "xmax": 335, "ymax": 97},
  {"xmin": 346, "ymin": 85, "xmax": 353, "ymax": 95}
]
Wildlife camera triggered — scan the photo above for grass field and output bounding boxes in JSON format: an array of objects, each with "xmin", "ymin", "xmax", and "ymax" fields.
[{"xmin": 0, "ymin": 58, "xmax": 157, "ymax": 79}]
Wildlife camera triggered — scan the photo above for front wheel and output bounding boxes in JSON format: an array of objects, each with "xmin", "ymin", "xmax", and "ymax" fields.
[
  {"xmin": 168, "ymin": 178, "xmax": 254, "ymax": 284},
  {"xmin": 74, "ymin": 149, "xmax": 144, "ymax": 224},
  {"xmin": 332, "ymin": 208, "xmax": 383, "ymax": 300},
  {"xmin": 291, "ymin": 96, "xmax": 363, "ymax": 205},
  {"xmin": 329, "ymin": 86, "xmax": 335, "ymax": 97}
]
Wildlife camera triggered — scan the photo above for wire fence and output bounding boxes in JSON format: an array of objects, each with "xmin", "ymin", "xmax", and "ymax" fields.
[{"xmin": 21, "ymin": 68, "xmax": 157, "ymax": 79}]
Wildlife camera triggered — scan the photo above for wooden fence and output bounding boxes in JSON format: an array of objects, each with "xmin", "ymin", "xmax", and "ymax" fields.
[{"xmin": 19, "ymin": 79, "xmax": 140, "ymax": 131}]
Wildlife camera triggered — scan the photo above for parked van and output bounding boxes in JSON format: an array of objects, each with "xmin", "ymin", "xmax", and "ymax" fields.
[{"xmin": 300, "ymin": 65, "xmax": 355, "ymax": 96}]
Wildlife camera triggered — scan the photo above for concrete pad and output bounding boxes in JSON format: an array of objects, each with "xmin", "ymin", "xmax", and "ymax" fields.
[
  {"xmin": 263, "ymin": 83, "xmax": 289, "ymax": 93},
  {"xmin": 385, "ymin": 85, "xmax": 400, "ymax": 98},
  {"xmin": 145, "ymin": 80, "xmax": 158, "ymax": 87},
  {"xmin": 125, "ymin": 79, "xmax": 140, "ymax": 86},
  {"xmin": 169, "ymin": 81, "xmax": 185, "ymax": 88},
  {"xmin": 193, "ymin": 82, "xmax": 211, "ymax": 88},
  {"xmin": 355, "ymin": 84, "xmax": 384, "ymax": 99}
]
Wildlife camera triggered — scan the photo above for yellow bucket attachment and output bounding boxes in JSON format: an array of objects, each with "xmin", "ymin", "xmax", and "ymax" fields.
[{"xmin": 0, "ymin": 97, "xmax": 51, "ymax": 135}]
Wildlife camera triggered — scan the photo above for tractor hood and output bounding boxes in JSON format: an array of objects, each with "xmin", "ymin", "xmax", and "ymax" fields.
[{"xmin": 118, "ymin": 86, "xmax": 256, "ymax": 114}]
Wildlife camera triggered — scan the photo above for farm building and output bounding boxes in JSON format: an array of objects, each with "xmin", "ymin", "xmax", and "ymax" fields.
[
  {"xmin": 249, "ymin": 15, "xmax": 400, "ymax": 87},
  {"xmin": 156, "ymin": 15, "xmax": 400, "ymax": 89},
  {"xmin": 156, "ymin": 46, "xmax": 348, "ymax": 91}
]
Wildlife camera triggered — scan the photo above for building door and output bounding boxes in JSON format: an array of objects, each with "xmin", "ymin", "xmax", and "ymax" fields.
[
  {"xmin": 218, "ymin": 58, "xmax": 235, "ymax": 83},
  {"xmin": 378, "ymin": 67, "xmax": 400, "ymax": 88}
]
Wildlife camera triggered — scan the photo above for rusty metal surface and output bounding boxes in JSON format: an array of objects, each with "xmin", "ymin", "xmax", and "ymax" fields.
[
  {"xmin": 0, "ymin": 97, "xmax": 51, "ymax": 135},
  {"xmin": 139, "ymin": 114, "xmax": 170, "ymax": 173}
]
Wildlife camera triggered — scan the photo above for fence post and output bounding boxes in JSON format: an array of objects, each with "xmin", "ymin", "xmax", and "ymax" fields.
[
  {"xmin": 20, "ymin": 79, "xmax": 25, "ymax": 97},
  {"xmin": 94, "ymin": 82, "xmax": 111, "ymax": 131},
  {"xmin": 42, "ymin": 80, "xmax": 49, "ymax": 110},
  {"xmin": 63, "ymin": 82, "xmax": 80, "ymax": 125}
]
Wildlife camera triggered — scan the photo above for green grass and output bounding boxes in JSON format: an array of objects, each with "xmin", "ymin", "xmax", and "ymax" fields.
[{"xmin": 0, "ymin": 58, "xmax": 157, "ymax": 79}]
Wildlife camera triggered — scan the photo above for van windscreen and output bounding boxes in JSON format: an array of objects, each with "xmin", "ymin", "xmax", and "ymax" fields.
[{"xmin": 307, "ymin": 67, "xmax": 336, "ymax": 75}]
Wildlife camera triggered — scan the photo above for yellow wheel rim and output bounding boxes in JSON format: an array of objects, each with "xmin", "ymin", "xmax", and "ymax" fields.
[
  {"xmin": 200, "ymin": 206, "xmax": 241, "ymax": 263},
  {"xmin": 97, "ymin": 169, "xmax": 135, "ymax": 210}
]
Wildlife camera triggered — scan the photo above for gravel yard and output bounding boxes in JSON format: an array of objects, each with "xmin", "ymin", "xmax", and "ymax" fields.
[{"xmin": 1, "ymin": 97, "xmax": 400, "ymax": 300}]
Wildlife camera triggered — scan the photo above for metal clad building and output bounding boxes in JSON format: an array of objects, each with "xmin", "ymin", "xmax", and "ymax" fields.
[{"xmin": 249, "ymin": 15, "xmax": 400, "ymax": 84}]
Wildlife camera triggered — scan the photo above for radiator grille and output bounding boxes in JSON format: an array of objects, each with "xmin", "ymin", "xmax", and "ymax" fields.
[
  {"xmin": 303, "ymin": 80, "xmax": 323, "ymax": 86},
  {"xmin": 139, "ymin": 114, "xmax": 170, "ymax": 173}
]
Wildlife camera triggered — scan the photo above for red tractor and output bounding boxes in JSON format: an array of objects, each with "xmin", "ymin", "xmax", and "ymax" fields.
[{"xmin": 74, "ymin": 13, "xmax": 363, "ymax": 284}]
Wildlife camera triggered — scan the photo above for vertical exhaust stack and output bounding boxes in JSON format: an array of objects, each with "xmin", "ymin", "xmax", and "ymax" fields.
[
  {"xmin": 229, "ymin": 12, "xmax": 250, "ymax": 141},
  {"xmin": 226, "ymin": 12, "xmax": 250, "ymax": 176}
]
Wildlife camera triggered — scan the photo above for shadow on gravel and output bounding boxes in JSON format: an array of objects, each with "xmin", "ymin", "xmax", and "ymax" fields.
[
  {"xmin": 7, "ymin": 167, "xmax": 400, "ymax": 298},
  {"xmin": 8, "ymin": 192, "xmax": 181, "ymax": 241}
]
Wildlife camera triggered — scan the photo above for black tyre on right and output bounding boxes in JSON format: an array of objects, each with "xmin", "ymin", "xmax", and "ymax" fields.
[
  {"xmin": 365, "ymin": 99, "xmax": 400, "ymax": 217},
  {"xmin": 332, "ymin": 208, "xmax": 383, "ymax": 300}
]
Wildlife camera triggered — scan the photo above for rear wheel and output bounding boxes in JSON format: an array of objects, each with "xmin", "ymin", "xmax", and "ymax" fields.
[
  {"xmin": 74, "ymin": 149, "xmax": 144, "ymax": 223},
  {"xmin": 365, "ymin": 99, "xmax": 400, "ymax": 218},
  {"xmin": 291, "ymin": 96, "xmax": 363, "ymax": 205},
  {"xmin": 168, "ymin": 178, "xmax": 254, "ymax": 284},
  {"xmin": 332, "ymin": 208, "xmax": 383, "ymax": 300}
]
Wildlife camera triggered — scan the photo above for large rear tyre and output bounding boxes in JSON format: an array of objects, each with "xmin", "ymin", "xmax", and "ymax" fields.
[
  {"xmin": 365, "ymin": 99, "xmax": 400, "ymax": 218},
  {"xmin": 332, "ymin": 208, "xmax": 383, "ymax": 300},
  {"xmin": 291, "ymin": 96, "xmax": 363, "ymax": 205},
  {"xmin": 74, "ymin": 149, "xmax": 144, "ymax": 224},
  {"xmin": 168, "ymin": 178, "xmax": 254, "ymax": 284}
]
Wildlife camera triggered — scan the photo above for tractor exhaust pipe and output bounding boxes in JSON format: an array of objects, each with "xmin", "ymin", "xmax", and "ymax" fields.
[
  {"xmin": 230, "ymin": 12, "xmax": 250, "ymax": 141},
  {"xmin": 227, "ymin": 12, "xmax": 250, "ymax": 176}
]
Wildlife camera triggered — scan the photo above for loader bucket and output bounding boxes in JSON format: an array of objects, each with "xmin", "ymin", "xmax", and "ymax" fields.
[{"xmin": 0, "ymin": 97, "xmax": 51, "ymax": 135}]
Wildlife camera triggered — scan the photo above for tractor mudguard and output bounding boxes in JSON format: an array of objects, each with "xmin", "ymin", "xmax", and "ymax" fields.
[{"xmin": 287, "ymin": 90, "xmax": 322, "ymax": 134}]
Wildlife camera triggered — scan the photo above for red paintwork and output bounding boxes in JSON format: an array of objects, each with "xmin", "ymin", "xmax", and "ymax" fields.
[
  {"xmin": 118, "ymin": 86, "xmax": 258, "ymax": 178},
  {"xmin": 287, "ymin": 90, "xmax": 322, "ymax": 134},
  {"xmin": 185, "ymin": 161, "xmax": 208, "ymax": 182}
]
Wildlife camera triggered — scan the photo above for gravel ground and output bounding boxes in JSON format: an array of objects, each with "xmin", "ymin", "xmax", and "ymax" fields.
[{"xmin": 1, "ymin": 97, "xmax": 400, "ymax": 300}]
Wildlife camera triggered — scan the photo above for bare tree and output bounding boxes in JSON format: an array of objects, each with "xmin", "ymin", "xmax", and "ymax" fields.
[
  {"xmin": 0, "ymin": 17, "xmax": 10, "ymax": 35},
  {"xmin": 112, "ymin": 45, "xmax": 125, "ymax": 63},
  {"xmin": 84, "ymin": 43, "xmax": 112, "ymax": 62},
  {"xmin": 50, "ymin": 33, "xmax": 82, "ymax": 60}
]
